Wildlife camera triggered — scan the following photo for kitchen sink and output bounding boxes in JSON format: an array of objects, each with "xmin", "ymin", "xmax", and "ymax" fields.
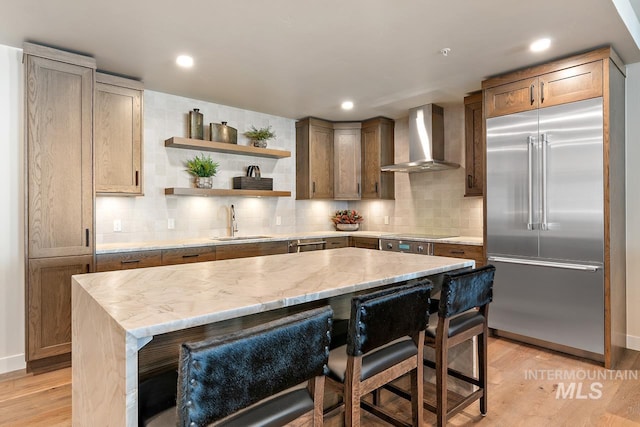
[{"xmin": 212, "ymin": 235, "xmax": 272, "ymax": 241}]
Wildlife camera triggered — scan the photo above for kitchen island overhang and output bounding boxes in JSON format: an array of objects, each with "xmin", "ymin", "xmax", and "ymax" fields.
[{"xmin": 71, "ymin": 248, "xmax": 474, "ymax": 426}]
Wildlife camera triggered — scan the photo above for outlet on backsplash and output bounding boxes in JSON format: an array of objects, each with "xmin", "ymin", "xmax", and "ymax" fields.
[
  {"xmin": 168, "ymin": 218, "xmax": 175, "ymax": 229},
  {"xmin": 113, "ymin": 219, "xmax": 122, "ymax": 232}
]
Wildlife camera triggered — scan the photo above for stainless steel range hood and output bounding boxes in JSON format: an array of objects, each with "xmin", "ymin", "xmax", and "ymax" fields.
[{"xmin": 381, "ymin": 104, "xmax": 460, "ymax": 172}]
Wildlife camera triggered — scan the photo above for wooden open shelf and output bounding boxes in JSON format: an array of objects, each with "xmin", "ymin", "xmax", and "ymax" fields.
[
  {"xmin": 165, "ymin": 188, "xmax": 291, "ymax": 197},
  {"xmin": 165, "ymin": 137, "xmax": 291, "ymax": 159}
]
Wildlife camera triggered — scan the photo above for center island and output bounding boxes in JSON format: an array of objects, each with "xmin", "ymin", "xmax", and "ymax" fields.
[{"xmin": 71, "ymin": 247, "xmax": 474, "ymax": 426}]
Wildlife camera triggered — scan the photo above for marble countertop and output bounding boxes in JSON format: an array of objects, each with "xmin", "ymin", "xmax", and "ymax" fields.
[
  {"xmin": 73, "ymin": 248, "xmax": 474, "ymax": 338},
  {"xmin": 96, "ymin": 231, "xmax": 483, "ymax": 254}
]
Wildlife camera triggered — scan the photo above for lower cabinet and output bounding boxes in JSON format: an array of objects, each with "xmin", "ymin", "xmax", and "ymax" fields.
[
  {"xmin": 96, "ymin": 250, "xmax": 162, "ymax": 271},
  {"xmin": 27, "ymin": 255, "xmax": 93, "ymax": 365},
  {"xmin": 216, "ymin": 241, "xmax": 289, "ymax": 260},
  {"xmin": 161, "ymin": 246, "xmax": 216, "ymax": 265},
  {"xmin": 325, "ymin": 236, "xmax": 349, "ymax": 249},
  {"xmin": 433, "ymin": 243, "xmax": 484, "ymax": 267},
  {"xmin": 350, "ymin": 237, "xmax": 380, "ymax": 249}
]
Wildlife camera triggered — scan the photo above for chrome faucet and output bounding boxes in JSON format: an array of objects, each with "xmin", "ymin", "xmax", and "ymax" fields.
[{"xmin": 230, "ymin": 204, "xmax": 238, "ymax": 237}]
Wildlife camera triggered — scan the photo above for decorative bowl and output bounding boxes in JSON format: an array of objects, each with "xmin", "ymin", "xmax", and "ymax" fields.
[{"xmin": 336, "ymin": 223, "xmax": 359, "ymax": 231}]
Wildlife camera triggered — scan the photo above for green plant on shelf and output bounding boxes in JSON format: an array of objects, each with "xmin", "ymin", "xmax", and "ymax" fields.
[
  {"xmin": 185, "ymin": 153, "xmax": 219, "ymax": 177},
  {"xmin": 244, "ymin": 125, "xmax": 276, "ymax": 142}
]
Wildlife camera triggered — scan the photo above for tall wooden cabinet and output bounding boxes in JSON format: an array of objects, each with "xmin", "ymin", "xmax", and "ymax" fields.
[
  {"xmin": 464, "ymin": 92, "xmax": 483, "ymax": 197},
  {"xmin": 295, "ymin": 118, "xmax": 334, "ymax": 199},
  {"xmin": 95, "ymin": 72, "xmax": 144, "ymax": 195},
  {"xmin": 333, "ymin": 123, "xmax": 361, "ymax": 200},
  {"xmin": 24, "ymin": 43, "xmax": 95, "ymax": 371},
  {"xmin": 361, "ymin": 117, "xmax": 394, "ymax": 200}
]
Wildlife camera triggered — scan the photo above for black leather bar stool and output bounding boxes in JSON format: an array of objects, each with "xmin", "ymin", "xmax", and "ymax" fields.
[
  {"xmin": 424, "ymin": 265, "xmax": 495, "ymax": 426},
  {"xmin": 139, "ymin": 306, "xmax": 333, "ymax": 427},
  {"xmin": 325, "ymin": 280, "xmax": 432, "ymax": 427}
]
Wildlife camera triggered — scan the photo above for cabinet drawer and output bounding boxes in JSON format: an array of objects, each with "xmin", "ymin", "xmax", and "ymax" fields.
[
  {"xmin": 350, "ymin": 237, "xmax": 380, "ymax": 249},
  {"xmin": 216, "ymin": 241, "xmax": 288, "ymax": 260},
  {"xmin": 433, "ymin": 243, "xmax": 484, "ymax": 267},
  {"xmin": 96, "ymin": 250, "xmax": 163, "ymax": 272},
  {"xmin": 325, "ymin": 237, "xmax": 349, "ymax": 249},
  {"xmin": 162, "ymin": 246, "xmax": 216, "ymax": 265}
]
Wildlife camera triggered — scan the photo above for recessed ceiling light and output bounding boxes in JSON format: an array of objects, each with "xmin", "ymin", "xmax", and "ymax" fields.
[
  {"xmin": 530, "ymin": 38, "xmax": 551, "ymax": 52},
  {"xmin": 176, "ymin": 55, "xmax": 194, "ymax": 68},
  {"xmin": 341, "ymin": 101, "xmax": 354, "ymax": 110}
]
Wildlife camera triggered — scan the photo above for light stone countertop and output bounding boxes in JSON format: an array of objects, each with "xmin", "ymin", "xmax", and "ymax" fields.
[
  {"xmin": 73, "ymin": 247, "xmax": 474, "ymax": 338},
  {"xmin": 96, "ymin": 231, "xmax": 483, "ymax": 254}
]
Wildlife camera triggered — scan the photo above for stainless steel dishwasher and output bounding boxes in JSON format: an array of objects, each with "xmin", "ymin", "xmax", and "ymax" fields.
[{"xmin": 287, "ymin": 238, "xmax": 327, "ymax": 253}]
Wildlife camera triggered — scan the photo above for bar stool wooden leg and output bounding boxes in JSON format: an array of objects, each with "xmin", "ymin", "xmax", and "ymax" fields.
[
  {"xmin": 479, "ymin": 306, "xmax": 489, "ymax": 416},
  {"xmin": 412, "ymin": 331, "xmax": 425, "ymax": 427},
  {"xmin": 436, "ymin": 319, "xmax": 450, "ymax": 427},
  {"xmin": 345, "ymin": 356, "xmax": 362, "ymax": 427}
]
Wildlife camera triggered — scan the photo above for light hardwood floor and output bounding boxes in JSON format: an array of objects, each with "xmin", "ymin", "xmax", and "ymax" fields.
[{"xmin": 1, "ymin": 337, "xmax": 639, "ymax": 426}]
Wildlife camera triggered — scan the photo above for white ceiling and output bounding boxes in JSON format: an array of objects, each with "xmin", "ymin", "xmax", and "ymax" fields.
[{"xmin": 1, "ymin": 0, "xmax": 639, "ymax": 121}]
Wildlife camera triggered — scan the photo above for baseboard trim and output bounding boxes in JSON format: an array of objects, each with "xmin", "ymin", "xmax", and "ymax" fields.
[
  {"xmin": 0, "ymin": 353, "xmax": 26, "ymax": 375},
  {"xmin": 627, "ymin": 334, "xmax": 640, "ymax": 351}
]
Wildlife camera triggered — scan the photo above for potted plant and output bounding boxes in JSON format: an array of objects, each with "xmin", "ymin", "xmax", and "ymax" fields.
[
  {"xmin": 244, "ymin": 125, "xmax": 276, "ymax": 148},
  {"xmin": 330, "ymin": 209, "xmax": 364, "ymax": 231},
  {"xmin": 185, "ymin": 153, "xmax": 219, "ymax": 188}
]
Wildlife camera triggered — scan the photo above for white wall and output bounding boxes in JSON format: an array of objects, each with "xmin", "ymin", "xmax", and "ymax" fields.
[
  {"xmin": 626, "ymin": 62, "xmax": 640, "ymax": 350},
  {"xmin": 0, "ymin": 44, "xmax": 25, "ymax": 373}
]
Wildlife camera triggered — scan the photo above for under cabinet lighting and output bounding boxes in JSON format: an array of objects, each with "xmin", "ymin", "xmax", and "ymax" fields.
[
  {"xmin": 530, "ymin": 38, "xmax": 551, "ymax": 52},
  {"xmin": 176, "ymin": 55, "xmax": 194, "ymax": 68}
]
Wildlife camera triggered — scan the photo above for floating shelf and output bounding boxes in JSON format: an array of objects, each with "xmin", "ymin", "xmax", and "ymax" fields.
[
  {"xmin": 165, "ymin": 188, "xmax": 292, "ymax": 197},
  {"xmin": 165, "ymin": 137, "xmax": 291, "ymax": 159}
]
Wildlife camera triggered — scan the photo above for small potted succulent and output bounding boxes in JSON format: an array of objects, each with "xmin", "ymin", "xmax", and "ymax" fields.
[
  {"xmin": 244, "ymin": 125, "xmax": 276, "ymax": 148},
  {"xmin": 331, "ymin": 209, "xmax": 364, "ymax": 231},
  {"xmin": 185, "ymin": 153, "xmax": 219, "ymax": 188}
]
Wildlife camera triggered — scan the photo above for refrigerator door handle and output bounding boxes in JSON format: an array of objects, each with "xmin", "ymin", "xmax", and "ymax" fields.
[
  {"xmin": 487, "ymin": 256, "xmax": 600, "ymax": 272},
  {"xmin": 527, "ymin": 136, "xmax": 535, "ymax": 230},
  {"xmin": 541, "ymin": 133, "xmax": 548, "ymax": 231}
]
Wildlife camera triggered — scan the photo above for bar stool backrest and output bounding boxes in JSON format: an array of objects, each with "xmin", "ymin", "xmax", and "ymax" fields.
[
  {"xmin": 347, "ymin": 281, "xmax": 432, "ymax": 356},
  {"xmin": 176, "ymin": 306, "xmax": 333, "ymax": 427},
  {"xmin": 439, "ymin": 265, "xmax": 496, "ymax": 318}
]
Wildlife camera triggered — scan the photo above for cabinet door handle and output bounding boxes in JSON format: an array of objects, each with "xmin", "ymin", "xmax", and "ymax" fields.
[
  {"xmin": 530, "ymin": 84, "xmax": 535, "ymax": 105},
  {"xmin": 467, "ymin": 174, "xmax": 473, "ymax": 189},
  {"xmin": 312, "ymin": 181, "xmax": 316, "ymax": 194},
  {"xmin": 540, "ymin": 81, "xmax": 545, "ymax": 104},
  {"xmin": 182, "ymin": 254, "xmax": 199, "ymax": 258},
  {"xmin": 357, "ymin": 183, "xmax": 360, "ymax": 195},
  {"xmin": 375, "ymin": 182, "xmax": 379, "ymax": 194},
  {"xmin": 85, "ymin": 229, "xmax": 89, "ymax": 247},
  {"xmin": 450, "ymin": 250, "xmax": 465, "ymax": 255},
  {"xmin": 121, "ymin": 259, "xmax": 141, "ymax": 264},
  {"xmin": 135, "ymin": 171, "xmax": 139, "ymax": 186}
]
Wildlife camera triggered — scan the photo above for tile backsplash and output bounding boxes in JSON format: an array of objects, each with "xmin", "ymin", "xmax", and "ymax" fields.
[{"xmin": 96, "ymin": 92, "xmax": 483, "ymax": 244}]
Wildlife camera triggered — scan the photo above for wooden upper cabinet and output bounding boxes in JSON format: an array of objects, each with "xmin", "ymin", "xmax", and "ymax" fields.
[
  {"xmin": 296, "ymin": 118, "xmax": 334, "ymax": 199},
  {"xmin": 485, "ymin": 59, "xmax": 604, "ymax": 118},
  {"xmin": 27, "ymin": 255, "xmax": 93, "ymax": 361},
  {"xmin": 361, "ymin": 117, "xmax": 394, "ymax": 200},
  {"xmin": 25, "ymin": 51, "xmax": 94, "ymax": 258},
  {"xmin": 333, "ymin": 123, "xmax": 361, "ymax": 200},
  {"xmin": 484, "ymin": 77, "xmax": 538, "ymax": 118},
  {"xmin": 537, "ymin": 61, "xmax": 603, "ymax": 108},
  {"xmin": 95, "ymin": 73, "xmax": 144, "ymax": 195},
  {"xmin": 464, "ymin": 92, "xmax": 484, "ymax": 197}
]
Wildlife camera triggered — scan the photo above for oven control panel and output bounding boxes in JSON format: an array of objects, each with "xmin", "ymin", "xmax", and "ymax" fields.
[{"xmin": 380, "ymin": 239, "xmax": 433, "ymax": 255}]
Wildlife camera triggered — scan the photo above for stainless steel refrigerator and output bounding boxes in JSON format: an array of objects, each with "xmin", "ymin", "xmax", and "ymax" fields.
[{"xmin": 486, "ymin": 97, "xmax": 605, "ymax": 358}]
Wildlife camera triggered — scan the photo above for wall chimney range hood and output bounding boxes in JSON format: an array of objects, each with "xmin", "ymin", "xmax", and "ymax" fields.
[{"xmin": 381, "ymin": 104, "xmax": 460, "ymax": 172}]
